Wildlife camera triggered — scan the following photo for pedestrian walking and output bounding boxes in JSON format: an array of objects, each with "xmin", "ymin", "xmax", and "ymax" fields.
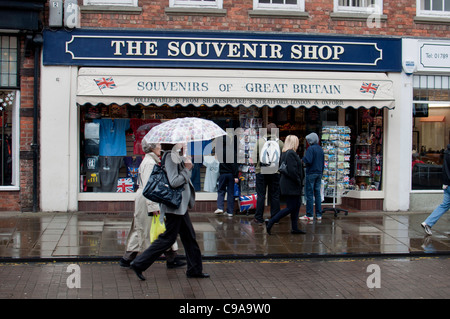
[
  {"xmin": 300, "ymin": 132, "xmax": 324, "ymax": 221},
  {"xmin": 265, "ymin": 135, "xmax": 305, "ymax": 235},
  {"xmin": 119, "ymin": 140, "xmax": 184, "ymax": 269},
  {"xmin": 421, "ymin": 144, "xmax": 450, "ymax": 236},
  {"xmin": 130, "ymin": 143, "xmax": 209, "ymax": 281},
  {"xmin": 252, "ymin": 123, "xmax": 284, "ymax": 225},
  {"xmin": 214, "ymin": 132, "xmax": 239, "ymax": 217}
]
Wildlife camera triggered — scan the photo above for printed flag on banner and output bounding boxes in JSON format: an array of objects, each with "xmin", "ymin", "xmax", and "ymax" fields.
[
  {"xmin": 117, "ymin": 178, "xmax": 134, "ymax": 193},
  {"xmin": 360, "ymin": 82, "xmax": 379, "ymax": 95},
  {"xmin": 94, "ymin": 77, "xmax": 117, "ymax": 91},
  {"xmin": 239, "ymin": 194, "xmax": 257, "ymax": 212}
]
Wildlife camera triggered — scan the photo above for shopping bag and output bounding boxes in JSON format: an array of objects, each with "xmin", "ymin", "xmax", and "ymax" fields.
[
  {"xmin": 150, "ymin": 215, "xmax": 166, "ymax": 243},
  {"xmin": 233, "ymin": 183, "xmax": 240, "ymax": 197},
  {"xmin": 239, "ymin": 194, "xmax": 257, "ymax": 212}
]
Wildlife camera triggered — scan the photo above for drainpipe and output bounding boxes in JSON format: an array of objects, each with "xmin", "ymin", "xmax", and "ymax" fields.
[{"xmin": 32, "ymin": 33, "xmax": 43, "ymax": 212}]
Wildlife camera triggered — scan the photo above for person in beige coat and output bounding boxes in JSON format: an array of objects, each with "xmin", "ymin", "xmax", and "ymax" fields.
[{"xmin": 119, "ymin": 140, "xmax": 185, "ymax": 269}]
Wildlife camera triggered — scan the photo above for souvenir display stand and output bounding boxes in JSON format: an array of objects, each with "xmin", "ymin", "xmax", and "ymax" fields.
[
  {"xmin": 321, "ymin": 126, "xmax": 351, "ymax": 217},
  {"xmin": 236, "ymin": 107, "xmax": 262, "ymax": 214}
]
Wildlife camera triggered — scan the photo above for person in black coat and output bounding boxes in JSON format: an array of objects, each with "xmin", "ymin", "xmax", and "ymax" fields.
[{"xmin": 265, "ymin": 135, "xmax": 306, "ymax": 235}]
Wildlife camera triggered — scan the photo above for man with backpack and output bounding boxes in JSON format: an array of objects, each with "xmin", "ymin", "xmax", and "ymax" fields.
[{"xmin": 252, "ymin": 123, "xmax": 284, "ymax": 225}]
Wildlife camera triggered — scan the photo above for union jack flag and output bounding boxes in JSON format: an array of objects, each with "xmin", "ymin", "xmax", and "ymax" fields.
[
  {"xmin": 94, "ymin": 77, "xmax": 117, "ymax": 90},
  {"xmin": 239, "ymin": 194, "xmax": 257, "ymax": 212},
  {"xmin": 117, "ymin": 178, "xmax": 134, "ymax": 193},
  {"xmin": 360, "ymin": 82, "xmax": 379, "ymax": 95}
]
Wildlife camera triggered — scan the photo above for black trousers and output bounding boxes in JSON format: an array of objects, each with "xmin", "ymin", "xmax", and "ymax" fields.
[
  {"xmin": 267, "ymin": 195, "xmax": 301, "ymax": 231},
  {"xmin": 131, "ymin": 212, "xmax": 203, "ymax": 275},
  {"xmin": 254, "ymin": 173, "xmax": 281, "ymax": 222}
]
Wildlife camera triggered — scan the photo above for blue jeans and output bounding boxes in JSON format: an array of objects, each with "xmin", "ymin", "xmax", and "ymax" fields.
[
  {"xmin": 424, "ymin": 187, "xmax": 450, "ymax": 227},
  {"xmin": 305, "ymin": 173, "xmax": 322, "ymax": 218},
  {"xmin": 217, "ymin": 173, "xmax": 235, "ymax": 215}
]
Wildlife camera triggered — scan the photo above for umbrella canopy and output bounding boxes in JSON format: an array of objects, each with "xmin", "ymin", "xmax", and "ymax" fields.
[{"xmin": 143, "ymin": 117, "xmax": 227, "ymax": 144}]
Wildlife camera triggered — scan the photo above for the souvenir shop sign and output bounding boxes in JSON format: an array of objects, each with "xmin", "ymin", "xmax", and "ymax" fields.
[
  {"xmin": 43, "ymin": 29, "xmax": 401, "ymax": 72},
  {"xmin": 76, "ymin": 68, "xmax": 395, "ymax": 109}
]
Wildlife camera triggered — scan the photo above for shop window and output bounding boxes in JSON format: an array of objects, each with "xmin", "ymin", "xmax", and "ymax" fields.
[
  {"xmin": 79, "ymin": 104, "xmax": 384, "ymax": 195},
  {"xmin": 169, "ymin": 0, "xmax": 223, "ymax": 9},
  {"xmin": 254, "ymin": 0, "xmax": 305, "ymax": 11},
  {"xmin": 269, "ymin": 106, "xmax": 383, "ymax": 193},
  {"xmin": 334, "ymin": 0, "xmax": 382, "ymax": 13},
  {"xmin": 79, "ymin": 103, "xmax": 240, "ymax": 194},
  {"xmin": 345, "ymin": 108, "xmax": 384, "ymax": 191},
  {"xmin": 0, "ymin": 36, "xmax": 18, "ymax": 88},
  {"xmin": 416, "ymin": 0, "xmax": 450, "ymax": 16},
  {"xmin": 0, "ymin": 90, "xmax": 18, "ymax": 187},
  {"xmin": 412, "ymin": 75, "xmax": 450, "ymax": 190}
]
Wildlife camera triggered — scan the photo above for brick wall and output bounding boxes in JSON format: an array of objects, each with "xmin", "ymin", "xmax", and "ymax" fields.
[{"xmin": 78, "ymin": 0, "xmax": 449, "ymax": 37}]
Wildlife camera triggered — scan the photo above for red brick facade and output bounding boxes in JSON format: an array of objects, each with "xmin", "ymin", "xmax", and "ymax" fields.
[{"xmin": 78, "ymin": 0, "xmax": 449, "ymax": 37}]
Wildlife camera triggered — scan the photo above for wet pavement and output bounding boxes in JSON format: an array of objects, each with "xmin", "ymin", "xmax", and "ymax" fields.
[{"xmin": 0, "ymin": 208, "xmax": 449, "ymax": 260}]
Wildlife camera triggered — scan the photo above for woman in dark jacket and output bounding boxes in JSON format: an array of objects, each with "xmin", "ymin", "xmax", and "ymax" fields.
[
  {"xmin": 130, "ymin": 143, "xmax": 209, "ymax": 281},
  {"xmin": 266, "ymin": 135, "xmax": 305, "ymax": 235}
]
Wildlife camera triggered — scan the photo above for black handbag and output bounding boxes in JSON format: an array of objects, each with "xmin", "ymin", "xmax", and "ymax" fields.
[
  {"xmin": 278, "ymin": 161, "xmax": 288, "ymax": 175},
  {"xmin": 142, "ymin": 153, "xmax": 183, "ymax": 209}
]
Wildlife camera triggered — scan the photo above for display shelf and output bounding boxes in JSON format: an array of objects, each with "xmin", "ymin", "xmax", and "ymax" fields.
[{"xmin": 321, "ymin": 126, "xmax": 351, "ymax": 216}]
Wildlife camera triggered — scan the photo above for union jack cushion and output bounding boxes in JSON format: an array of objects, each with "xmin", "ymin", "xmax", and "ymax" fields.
[
  {"xmin": 117, "ymin": 177, "xmax": 134, "ymax": 193},
  {"xmin": 239, "ymin": 194, "xmax": 257, "ymax": 212}
]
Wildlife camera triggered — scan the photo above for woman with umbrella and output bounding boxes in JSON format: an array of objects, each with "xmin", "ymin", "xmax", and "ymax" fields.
[{"xmin": 130, "ymin": 118, "xmax": 225, "ymax": 280}]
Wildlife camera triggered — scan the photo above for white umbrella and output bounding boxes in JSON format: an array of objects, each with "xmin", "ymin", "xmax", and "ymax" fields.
[{"xmin": 143, "ymin": 117, "xmax": 227, "ymax": 144}]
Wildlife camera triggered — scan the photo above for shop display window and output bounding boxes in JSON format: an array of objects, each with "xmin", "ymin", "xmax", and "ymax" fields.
[
  {"xmin": 0, "ymin": 90, "xmax": 16, "ymax": 186},
  {"xmin": 345, "ymin": 108, "xmax": 384, "ymax": 191},
  {"xmin": 79, "ymin": 104, "xmax": 384, "ymax": 194},
  {"xmin": 79, "ymin": 103, "xmax": 241, "ymax": 193},
  {"xmin": 412, "ymin": 75, "xmax": 450, "ymax": 190}
]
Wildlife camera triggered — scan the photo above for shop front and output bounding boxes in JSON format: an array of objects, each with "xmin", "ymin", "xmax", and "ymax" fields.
[
  {"xmin": 403, "ymin": 39, "xmax": 450, "ymax": 211},
  {"xmin": 41, "ymin": 29, "xmax": 403, "ymax": 212}
]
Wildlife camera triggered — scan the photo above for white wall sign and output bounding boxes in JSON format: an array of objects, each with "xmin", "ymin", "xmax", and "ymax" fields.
[{"xmin": 419, "ymin": 43, "xmax": 450, "ymax": 70}]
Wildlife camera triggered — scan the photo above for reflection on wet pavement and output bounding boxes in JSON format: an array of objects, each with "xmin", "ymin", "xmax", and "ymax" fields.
[{"xmin": 0, "ymin": 211, "xmax": 449, "ymax": 259}]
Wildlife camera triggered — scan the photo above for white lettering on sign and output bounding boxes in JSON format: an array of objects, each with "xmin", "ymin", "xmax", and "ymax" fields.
[
  {"xmin": 111, "ymin": 40, "xmax": 158, "ymax": 56},
  {"xmin": 291, "ymin": 44, "xmax": 344, "ymax": 60},
  {"xmin": 109, "ymin": 39, "xmax": 347, "ymax": 62},
  {"xmin": 167, "ymin": 41, "xmax": 284, "ymax": 59}
]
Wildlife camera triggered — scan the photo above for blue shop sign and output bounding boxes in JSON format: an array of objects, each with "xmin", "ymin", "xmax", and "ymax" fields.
[{"xmin": 43, "ymin": 29, "xmax": 401, "ymax": 72}]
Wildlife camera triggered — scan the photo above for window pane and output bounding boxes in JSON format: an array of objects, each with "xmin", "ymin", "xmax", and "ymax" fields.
[
  {"xmin": 0, "ymin": 36, "xmax": 18, "ymax": 88},
  {"xmin": 432, "ymin": 0, "xmax": 443, "ymax": 10}
]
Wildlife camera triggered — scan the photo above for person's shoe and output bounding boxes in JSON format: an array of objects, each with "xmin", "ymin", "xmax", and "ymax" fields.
[
  {"xmin": 186, "ymin": 272, "xmax": 210, "ymax": 278},
  {"xmin": 119, "ymin": 258, "xmax": 131, "ymax": 268},
  {"xmin": 214, "ymin": 209, "xmax": 224, "ymax": 215},
  {"xmin": 421, "ymin": 222, "xmax": 433, "ymax": 236},
  {"xmin": 167, "ymin": 259, "xmax": 187, "ymax": 269},
  {"xmin": 291, "ymin": 229, "xmax": 306, "ymax": 234},
  {"xmin": 225, "ymin": 212, "xmax": 233, "ymax": 217},
  {"xmin": 299, "ymin": 215, "xmax": 313, "ymax": 221},
  {"xmin": 265, "ymin": 220, "xmax": 272, "ymax": 235},
  {"xmin": 316, "ymin": 216, "xmax": 322, "ymax": 221},
  {"xmin": 130, "ymin": 263, "xmax": 146, "ymax": 281},
  {"xmin": 252, "ymin": 218, "xmax": 264, "ymax": 225}
]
